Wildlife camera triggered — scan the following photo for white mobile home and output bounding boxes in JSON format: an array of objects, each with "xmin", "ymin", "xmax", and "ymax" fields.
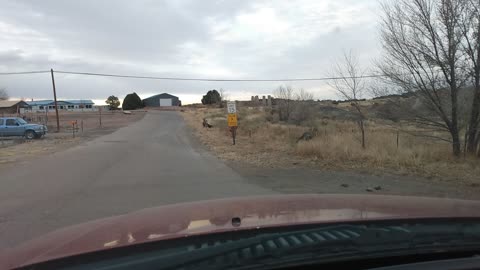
[{"xmin": 27, "ymin": 100, "xmax": 97, "ymax": 112}]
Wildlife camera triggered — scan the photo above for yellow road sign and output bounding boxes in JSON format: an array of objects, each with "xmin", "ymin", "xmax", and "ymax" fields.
[{"xmin": 227, "ymin": 113, "xmax": 238, "ymax": 127}]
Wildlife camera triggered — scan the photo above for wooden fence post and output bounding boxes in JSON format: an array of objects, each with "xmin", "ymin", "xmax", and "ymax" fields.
[
  {"xmin": 99, "ymin": 107, "xmax": 102, "ymax": 127},
  {"xmin": 396, "ymin": 130, "xmax": 399, "ymax": 149}
]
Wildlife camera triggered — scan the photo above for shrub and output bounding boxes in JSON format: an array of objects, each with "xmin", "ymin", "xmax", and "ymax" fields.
[
  {"xmin": 122, "ymin": 92, "xmax": 144, "ymax": 110},
  {"xmin": 201, "ymin": 90, "xmax": 221, "ymax": 105}
]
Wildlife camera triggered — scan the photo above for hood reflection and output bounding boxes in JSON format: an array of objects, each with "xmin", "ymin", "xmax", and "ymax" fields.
[{"xmin": 8, "ymin": 194, "xmax": 480, "ymax": 269}]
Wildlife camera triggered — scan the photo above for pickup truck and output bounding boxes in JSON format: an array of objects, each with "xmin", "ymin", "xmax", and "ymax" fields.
[{"xmin": 0, "ymin": 117, "xmax": 48, "ymax": 139}]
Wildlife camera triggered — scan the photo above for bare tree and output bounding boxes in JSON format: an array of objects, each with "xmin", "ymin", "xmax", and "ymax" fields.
[
  {"xmin": 461, "ymin": 0, "xmax": 480, "ymax": 155},
  {"xmin": 293, "ymin": 88, "xmax": 314, "ymax": 124},
  {"xmin": 0, "ymin": 88, "xmax": 8, "ymax": 100},
  {"xmin": 378, "ymin": 0, "xmax": 473, "ymax": 156},
  {"xmin": 295, "ymin": 88, "xmax": 314, "ymax": 101},
  {"xmin": 274, "ymin": 85, "xmax": 295, "ymax": 121},
  {"xmin": 328, "ymin": 51, "xmax": 367, "ymax": 148},
  {"xmin": 218, "ymin": 88, "xmax": 229, "ymax": 108},
  {"xmin": 219, "ymin": 88, "xmax": 229, "ymax": 101}
]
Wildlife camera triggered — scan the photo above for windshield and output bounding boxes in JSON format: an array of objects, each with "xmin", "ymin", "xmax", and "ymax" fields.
[
  {"xmin": 0, "ymin": 0, "xmax": 479, "ymax": 269},
  {"xmin": 16, "ymin": 118, "xmax": 27, "ymax": 125}
]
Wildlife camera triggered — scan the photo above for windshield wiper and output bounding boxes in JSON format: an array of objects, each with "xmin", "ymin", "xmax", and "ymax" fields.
[
  {"xmin": 57, "ymin": 221, "xmax": 480, "ymax": 270},
  {"xmin": 171, "ymin": 223, "xmax": 480, "ymax": 270}
]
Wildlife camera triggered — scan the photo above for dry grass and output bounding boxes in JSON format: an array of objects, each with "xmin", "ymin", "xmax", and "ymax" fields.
[
  {"xmin": 182, "ymin": 107, "xmax": 480, "ymax": 185},
  {"xmin": 0, "ymin": 135, "xmax": 82, "ymax": 165},
  {"xmin": 183, "ymin": 107, "xmax": 303, "ymax": 167},
  {"xmin": 296, "ymin": 123, "xmax": 479, "ymax": 178}
]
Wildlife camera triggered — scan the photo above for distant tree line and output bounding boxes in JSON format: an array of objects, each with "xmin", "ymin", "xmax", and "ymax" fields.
[{"xmin": 104, "ymin": 92, "xmax": 145, "ymax": 110}]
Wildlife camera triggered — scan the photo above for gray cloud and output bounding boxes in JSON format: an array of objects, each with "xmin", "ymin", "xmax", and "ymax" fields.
[{"xmin": 0, "ymin": 0, "xmax": 379, "ymax": 103}]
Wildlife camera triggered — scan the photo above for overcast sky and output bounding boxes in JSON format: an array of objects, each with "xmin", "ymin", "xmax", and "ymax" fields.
[{"xmin": 0, "ymin": 0, "xmax": 380, "ymax": 104}]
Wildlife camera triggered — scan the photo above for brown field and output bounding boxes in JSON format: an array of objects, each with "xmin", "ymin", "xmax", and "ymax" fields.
[
  {"xmin": 182, "ymin": 106, "xmax": 480, "ymax": 186},
  {"xmin": 0, "ymin": 110, "xmax": 146, "ymax": 165}
]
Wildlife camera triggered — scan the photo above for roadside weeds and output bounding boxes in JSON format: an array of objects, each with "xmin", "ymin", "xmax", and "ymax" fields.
[{"xmin": 182, "ymin": 107, "xmax": 480, "ymax": 187}]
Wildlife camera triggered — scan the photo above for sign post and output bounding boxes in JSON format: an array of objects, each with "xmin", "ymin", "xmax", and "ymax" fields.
[{"xmin": 227, "ymin": 101, "xmax": 238, "ymax": 145}]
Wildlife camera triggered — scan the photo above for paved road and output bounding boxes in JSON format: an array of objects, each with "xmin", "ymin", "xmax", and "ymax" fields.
[{"xmin": 0, "ymin": 111, "xmax": 274, "ymax": 248}]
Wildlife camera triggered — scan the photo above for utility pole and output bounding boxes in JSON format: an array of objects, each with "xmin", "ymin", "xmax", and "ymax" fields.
[
  {"xmin": 45, "ymin": 106, "xmax": 48, "ymax": 125},
  {"xmin": 50, "ymin": 69, "xmax": 60, "ymax": 132}
]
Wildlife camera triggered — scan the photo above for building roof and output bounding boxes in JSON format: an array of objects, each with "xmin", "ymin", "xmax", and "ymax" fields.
[
  {"xmin": 26, "ymin": 100, "xmax": 54, "ymax": 106},
  {"xmin": 0, "ymin": 100, "xmax": 28, "ymax": 108},
  {"xmin": 27, "ymin": 100, "xmax": 95, "ymax": 106},
  {"xmin": 143, "ymin": 93, "xmax": 178, "ymax": 100},
  {"xmin": 65, "ymin": 100, "xmax": 95, "ymax": 104}
]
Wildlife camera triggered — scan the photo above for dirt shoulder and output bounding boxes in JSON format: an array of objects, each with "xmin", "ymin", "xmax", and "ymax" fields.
[
  {"xmin": 228, "ymin": 162, "xmax": 480, "ymax": 200},
  {"xmin": 182, "ymin": 108, "xmax": 480, "ymax": 200},
  {"xmin": 0, "ymin": 111, "xmax": 146, "ymax": 169}
]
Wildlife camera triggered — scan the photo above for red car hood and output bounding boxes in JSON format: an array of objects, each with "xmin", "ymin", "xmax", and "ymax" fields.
[{"xmin": 2, "ymin": 194, "xmax": 480, "ymax": 269}]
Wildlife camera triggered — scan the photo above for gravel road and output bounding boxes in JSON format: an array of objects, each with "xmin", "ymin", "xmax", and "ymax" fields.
[{"xmin": 0, "ymin": 111, "xmax": 274, "ymax": 248}]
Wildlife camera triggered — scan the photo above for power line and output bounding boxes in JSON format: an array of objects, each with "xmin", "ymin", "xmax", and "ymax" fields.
[
  {"xmin": 0, "ymin": 70, "xmax": 50, "ymax": 75},
  {"xmin": 0, "ymin": 69, "xmax": 388, "ymax": 81},
  {"xmin": 54, "ymin": 70, "xmax": 387, "ymax": 82}
]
